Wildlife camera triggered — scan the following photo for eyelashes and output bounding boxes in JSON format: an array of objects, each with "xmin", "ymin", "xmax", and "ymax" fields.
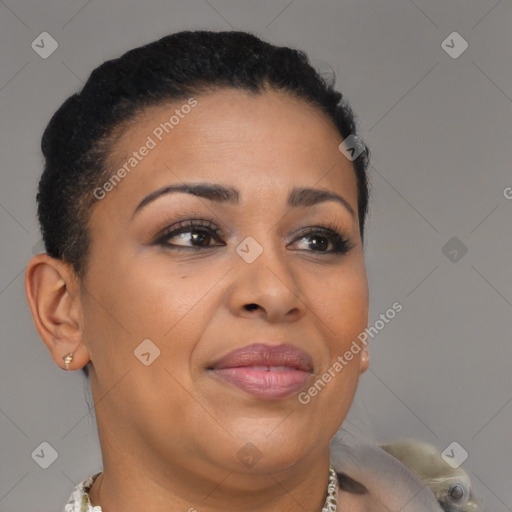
[
  {"xmin": 153, "ymin": 217, "xmax": 354, "ymax": 255},
  {"xmin": 154, "ymin": 219, "xmax": 225, "ymax": 250},
  {"xmin": 291, "ymin": 224, "xmax": 354, "ymax": 254}
]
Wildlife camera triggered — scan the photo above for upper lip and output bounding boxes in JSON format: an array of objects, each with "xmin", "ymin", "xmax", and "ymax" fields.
[{"xmin": 210, "ymin": 343, "xmax": 313, "ymax": 372}]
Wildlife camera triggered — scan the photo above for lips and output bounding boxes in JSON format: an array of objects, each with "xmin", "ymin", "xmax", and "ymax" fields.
[{"xmin": 209, "ymin": 343, "xmax": 313, "ymax": 400}]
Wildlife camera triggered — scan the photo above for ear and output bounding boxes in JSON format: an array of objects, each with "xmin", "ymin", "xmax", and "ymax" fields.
[
  {"xmin": 359, "ymin": 345, "xmax": 369, "ymax": 374},
  {"xmin": 24, "ymin": 254, "xmax": 90, "ymax": 371}
]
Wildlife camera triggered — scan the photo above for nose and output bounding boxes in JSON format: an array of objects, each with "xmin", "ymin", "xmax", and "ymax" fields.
[{"xmin": 227, "ymin": 239, "xmax": 306, "ymax": 323}]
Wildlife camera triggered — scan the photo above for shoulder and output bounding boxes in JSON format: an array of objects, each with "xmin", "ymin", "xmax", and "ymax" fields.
[{"xmin": 330, "ymin": 435, "xmax": 443, "ymax": 512}]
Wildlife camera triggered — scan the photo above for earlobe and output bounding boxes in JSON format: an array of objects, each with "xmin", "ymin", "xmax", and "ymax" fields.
[{"xmin": 24, "ymin": 254, "xmax": 90, "ymax": 371}]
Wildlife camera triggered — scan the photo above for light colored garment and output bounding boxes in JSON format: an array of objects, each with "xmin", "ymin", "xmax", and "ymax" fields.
[
  {"xmin": 64, "ymin": 472, "xmax": 101, "ymax": 512},
  {"xmin": 330, "ymin": 434, "xmax": 443, "ymax": 511}
]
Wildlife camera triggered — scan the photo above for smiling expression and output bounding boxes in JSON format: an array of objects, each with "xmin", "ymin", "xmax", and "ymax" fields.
[{"xmin": 78, "ymin": 87, "xmax": 369, "ymax": 477}]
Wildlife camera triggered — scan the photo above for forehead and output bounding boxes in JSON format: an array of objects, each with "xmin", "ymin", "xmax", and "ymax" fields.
[{"xmin": 97, "ymin": 88, "xmax": 358, "ymax": 218}]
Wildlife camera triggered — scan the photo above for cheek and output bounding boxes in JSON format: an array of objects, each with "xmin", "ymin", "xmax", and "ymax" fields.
[
  {"xmin": 90, "ymin": 254, "xmax": 215, "ymax": 331},
  {"xmin": 81, "ymin": 256, "xmax": 221, "ymax": 423},
  {"xmin": 308, "ymin": 262, "xmax": 369, "ymax": 340},
  {"xmin": 83, "ymin": 253, "xmax": 233, "ymax": 374}
]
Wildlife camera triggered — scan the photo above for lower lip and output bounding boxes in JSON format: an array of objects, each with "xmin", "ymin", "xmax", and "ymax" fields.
[{"xmin": 211, "ymin": 367, "xmax": 311, "ymax": 400}]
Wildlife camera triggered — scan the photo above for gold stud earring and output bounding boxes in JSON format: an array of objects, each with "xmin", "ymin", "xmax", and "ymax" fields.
[{"xmin": 63, "ymin": 353, "xmax": 74, "ymax": 370}]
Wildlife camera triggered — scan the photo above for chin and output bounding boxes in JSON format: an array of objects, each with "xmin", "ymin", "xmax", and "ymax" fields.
[{"xmin": 217, "ymin": 427, "xmax": 322, "ymax": 477}]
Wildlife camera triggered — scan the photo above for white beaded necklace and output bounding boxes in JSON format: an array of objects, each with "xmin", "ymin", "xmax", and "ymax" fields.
[{"xmin": 322, "ymin": 465, "xmax": 339, "ymax": 512}]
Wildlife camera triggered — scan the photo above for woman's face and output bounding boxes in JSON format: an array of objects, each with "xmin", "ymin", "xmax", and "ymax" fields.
[{"xmin": 80, "ymin": 88, "xmax": 369, "ymax": 479}]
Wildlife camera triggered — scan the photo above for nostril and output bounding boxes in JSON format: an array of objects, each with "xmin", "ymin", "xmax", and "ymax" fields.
[{"xmin": 245, "ymin": 303, "xmax": 259, "ymax": 311}]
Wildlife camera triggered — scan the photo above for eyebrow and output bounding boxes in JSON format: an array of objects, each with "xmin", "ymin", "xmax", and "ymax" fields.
[{"xmin": 131, "ymin": 182, "xmax": 355, "ymax": 219}]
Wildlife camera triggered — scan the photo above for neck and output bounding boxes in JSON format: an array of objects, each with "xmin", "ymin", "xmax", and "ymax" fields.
[{"xmin": 89, "ymin": 445, "xmax": 335, "ymax": 512}]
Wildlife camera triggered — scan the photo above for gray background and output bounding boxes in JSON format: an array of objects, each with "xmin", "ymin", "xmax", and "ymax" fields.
[{"xmin": 1, "ymin": 0, "xmax": 511, "ymax": 510}]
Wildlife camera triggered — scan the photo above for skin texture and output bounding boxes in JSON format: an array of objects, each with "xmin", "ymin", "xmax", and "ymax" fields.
[{"xmin": 25, "ymin": 88, "xmax": 370, "ymax": 512}]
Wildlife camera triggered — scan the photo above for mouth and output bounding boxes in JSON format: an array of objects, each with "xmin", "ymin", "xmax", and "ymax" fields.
[{"xmin": 208, "ymin": 343, "xmax": 313, "ymax": 400}]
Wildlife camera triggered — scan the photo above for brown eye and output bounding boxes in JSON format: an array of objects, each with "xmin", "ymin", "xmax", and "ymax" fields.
[
  {"xmin": 172, "ymin": 229, "xmax": 212, "ymax": 247},
  {"xmin": 155, "ymin": 219, "xmax": 225, "ymax": 249},
  {"xmin": 303, "ymin": 233, "xmax": 330, "ymax": 252},
  {"xmin": 289, "ymin": 226, "xmax": 353, "ymax": 255}
]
